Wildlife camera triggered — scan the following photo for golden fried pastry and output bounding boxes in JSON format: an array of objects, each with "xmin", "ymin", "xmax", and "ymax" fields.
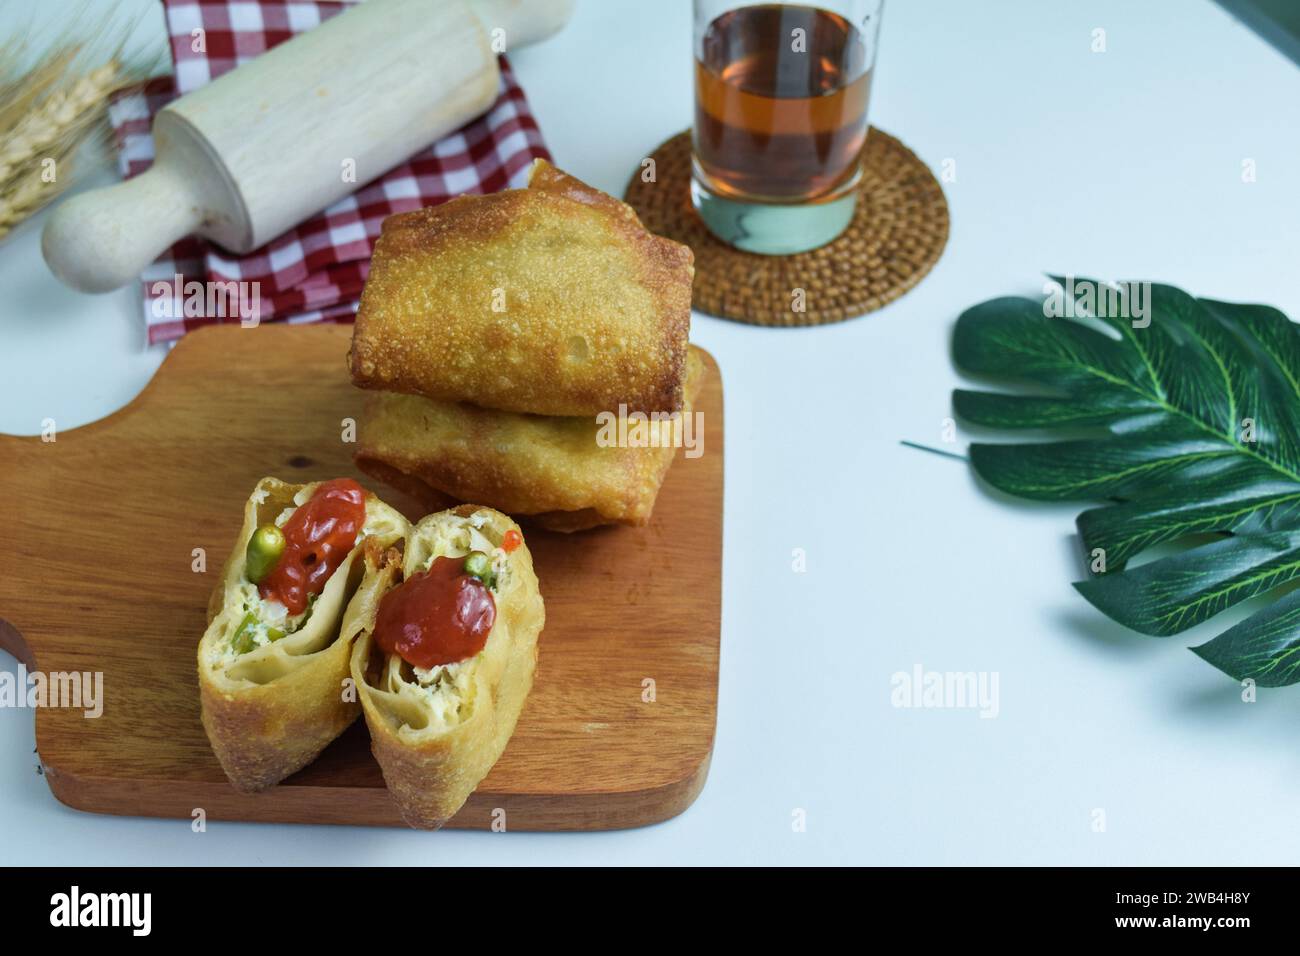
[
  {"xmin": 348, "ymin": 159, "xmax": 693, "ymax": 417},
  {"xmin": 346, "ymin": 505, "xmax": 544, "ymax": 829},
  {"xmin": 198, "ymin": 477, "xmax": 409, "ymax": 792},
  {"xmin": 355, "ymin": 347, "xmax": 707, "ymax": 532}
]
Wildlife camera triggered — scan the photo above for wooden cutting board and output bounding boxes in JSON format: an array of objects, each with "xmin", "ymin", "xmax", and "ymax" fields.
[{"xmin": 0, "ymin": 325, "xmax": 722, "ymax": 830}]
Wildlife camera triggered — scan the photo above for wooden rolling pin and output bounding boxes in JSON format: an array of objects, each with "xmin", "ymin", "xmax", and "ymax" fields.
[{"xmin": 42, "ymin": 0, "xmax": 572, "ymax": 293}]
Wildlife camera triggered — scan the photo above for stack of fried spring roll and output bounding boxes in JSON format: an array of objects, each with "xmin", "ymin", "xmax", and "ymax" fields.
[
  {"xmin": 348, "ymin": 159, "xmax": 704, "ymax": 532},
  {"xmin": 198, "ymin": 478, "xmax": 544, "ymax": 829}
]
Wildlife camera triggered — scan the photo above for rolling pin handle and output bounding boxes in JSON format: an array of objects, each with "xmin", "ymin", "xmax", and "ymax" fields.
[{"xmin": 41, "ymin": 163, "xmax": 205, "ymax": 294}]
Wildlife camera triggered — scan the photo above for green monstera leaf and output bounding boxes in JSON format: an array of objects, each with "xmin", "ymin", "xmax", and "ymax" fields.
[{"xmin": 952, "ymin": 277, "xmax": 1300, "ymax": 686}]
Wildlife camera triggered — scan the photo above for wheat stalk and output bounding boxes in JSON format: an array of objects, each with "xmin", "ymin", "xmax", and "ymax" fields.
[
  {"xmin": 0, "ymin": 44, "xmax": 79, "ymax": 132},
  {"xmin": 0, "ymin": 9, "xmax": 157, "ymax": 243},
  {"xmin": 0, "ymin": 59, "xmax": 124, "ymax": 239},
  {"xmin": 0, "ymin": 60, "xmax": 120, "ymax": 185},
  {"xmin": 0, "ymin": 165, "xmax": 63, "ymax": 240}
]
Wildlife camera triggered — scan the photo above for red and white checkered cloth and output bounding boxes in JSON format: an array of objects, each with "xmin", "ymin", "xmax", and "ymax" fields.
[{"xmin": 109, "ymin": 0, "xmax": 551, "ymax": 344}]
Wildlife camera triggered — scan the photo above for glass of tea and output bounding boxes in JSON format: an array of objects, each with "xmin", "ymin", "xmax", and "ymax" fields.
[{"xmin": 692, "ymin": 1, "xmax": 883, "ymax": 255}]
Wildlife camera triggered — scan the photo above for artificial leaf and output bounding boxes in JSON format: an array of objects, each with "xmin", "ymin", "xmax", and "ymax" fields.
[
  {"xmin": 952, "ymin": 278, "xmax": 1300, "ymax": 685},
  {"xmin": 1192, "ymin": 588, "xmax": 1300, "ymax": 687},
  {"xmin": 1073, "ymin": 531, "xmax": 1300, "ymax": 636}
]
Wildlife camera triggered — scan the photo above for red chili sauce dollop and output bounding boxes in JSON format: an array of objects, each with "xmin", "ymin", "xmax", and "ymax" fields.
[
  {"xmin": 259, "ymin": 478, "xmax": 367, "ymax": 615},
  {"xmin": 373, "ymin": 556, "xmax": 496, "ymax": 668}
]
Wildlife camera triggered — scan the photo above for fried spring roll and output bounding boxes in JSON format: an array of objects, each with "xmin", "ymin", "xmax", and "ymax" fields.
[
  {"xmin": 346, "ymin": 506, "xmax": 545, "ymax": 829},
  {"xmin": 198, "ymin": 477, "xmax": 409, "ymax": 792},
  {"xmin": 355, "ymin": 348, "xmax": 707, "ymax": 532},
  {"xmin": 348, "ymin": 159, "xmax": 693, "ymax": 417}
]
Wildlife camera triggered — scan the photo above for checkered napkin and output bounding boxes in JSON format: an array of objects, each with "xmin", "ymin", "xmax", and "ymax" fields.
[{"xmin": 108, "ymin": 0, "xmax": 551, "ymax": 344}]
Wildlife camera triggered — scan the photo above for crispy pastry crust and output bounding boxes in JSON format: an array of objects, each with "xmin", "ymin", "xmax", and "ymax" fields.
[
  {"xmin": 199, "ymin": 621, "xmax": 359, "ymax": 793},
  {"xmin": 347, "ymin": 505, "xmax": 545, "ymax": 829},
  {"xmin": 354, "ymin": 347, "xmax": 707, "ymax": 532},
  {"xmin": 348, "ymin": 159, "xmax": 693, "ymax": 417},
  {"xmin": 197, "ymin": 478, "xmax": 409, "ymax": 792}
]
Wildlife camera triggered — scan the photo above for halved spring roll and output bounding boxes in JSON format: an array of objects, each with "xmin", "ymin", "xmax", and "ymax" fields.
[
  {"xmin": 346, "ymin": 505, "xmax": 545, "ymax": 829},
  {"xmin": 355, "ymin": 347, "xmax": 708, "ymax": 532},
  {"xmin": 198, "ymin": 477, "xmax": 410, "ymax": 792}
]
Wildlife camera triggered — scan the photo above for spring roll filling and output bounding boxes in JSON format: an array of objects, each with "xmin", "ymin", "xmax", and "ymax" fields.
[
  {"xmin": 368, "ymin": 510, "xmax": 514, "ymax": 730},
  {"xmin": 210, "ymin": 487, "xmax": 405, "ymax": 669}
]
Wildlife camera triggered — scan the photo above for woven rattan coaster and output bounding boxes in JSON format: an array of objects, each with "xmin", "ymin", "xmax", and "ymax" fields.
[{"xmin": 623, "ymin": 128, "xmax": 949, "ymax": 327}]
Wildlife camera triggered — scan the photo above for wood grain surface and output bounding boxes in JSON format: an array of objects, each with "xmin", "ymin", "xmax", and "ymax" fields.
[{"xmin": 0, "ymin": 324, "xmax": 722, "ymax": 830}]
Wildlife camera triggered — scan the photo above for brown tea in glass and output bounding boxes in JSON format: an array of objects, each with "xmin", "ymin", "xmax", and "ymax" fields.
[{"xmin": 690, "ymin": 1, "xmax": 883, "ymax": 254}]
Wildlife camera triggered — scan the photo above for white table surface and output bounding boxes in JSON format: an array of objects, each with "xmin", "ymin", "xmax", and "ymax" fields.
[{"xmin": 2, "ymin": 0, "xmax": 1299, "ymax": 866}]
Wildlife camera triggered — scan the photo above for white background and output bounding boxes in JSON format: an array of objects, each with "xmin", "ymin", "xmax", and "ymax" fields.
[{"xmin": 2, "ymin": 0, "xmax": 1299, "ymax": 865}]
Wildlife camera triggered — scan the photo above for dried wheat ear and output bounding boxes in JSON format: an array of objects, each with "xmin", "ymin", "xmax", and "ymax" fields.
[{"xmin": 0, "ymin": 34, "xmax": 151, "ymax": 241}]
